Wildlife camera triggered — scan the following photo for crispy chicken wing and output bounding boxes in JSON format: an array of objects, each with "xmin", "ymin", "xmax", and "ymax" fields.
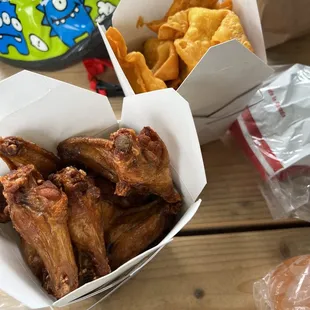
[
  {"xmin": 0, "ymin": 184, "xmax": 9, "ymax": 223},
  {"xmin": 58, "ymin": 127, "xmax": 181, "ymax": 203},
  {"xmin": 111, "ymin": 127, "xmax": 181, "ymax": 203},
  {"xmin": 57, "ymin": 138, "xmax": 117, "ymax": 182},
  {"xmin": 0, "ymin": 136, "xmax": 60, "ymax": 179},
  {"xmin": 0, "ymin": 137, "xmax": 60, "ymax": 223},
  {"xmin": 21, "ymin": 238, "xmax": 45, "ymax": 281},
  {"xmin": 0, "ymin": 165, "xmax": 78, "ymax": 299},
  {"xmin": 102, "ymin": 199, "xmax": 180, "ymax": 270},
  {"xmin": 50, "ymin": 167, "xmax": 111, "ymax": 283},
  {"xmin": 94, "ymin": 176, "xmax": 155, "ymax": 209}
]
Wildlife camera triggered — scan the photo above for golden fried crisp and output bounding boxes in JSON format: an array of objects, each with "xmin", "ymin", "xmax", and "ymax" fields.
[
  {"xmin": 158, "ymin": 8, "xmax": 253, "ymax": 74},
  {"xmin": 146, "ymin": 0, "xmax": 219, "ymax": 33},
  {"xmin": 106, "ymin": 27, "xmax": 167, "ymax": 94},
  {"xmin": 213, "ymin": 0, "xmax": 232, "ymax": 9},
  {"xmin": 211, "ymin": 10, "xmax": 253, "ymax": 49},
  {"xmin": 143, "ymin": 38, "xmax": 179, "ymax": 81}
]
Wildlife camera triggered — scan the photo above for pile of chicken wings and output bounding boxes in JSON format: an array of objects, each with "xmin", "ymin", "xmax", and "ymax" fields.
[{"xmin": 0, "ymin": 127, "xmax": 181, "ymax": 299}]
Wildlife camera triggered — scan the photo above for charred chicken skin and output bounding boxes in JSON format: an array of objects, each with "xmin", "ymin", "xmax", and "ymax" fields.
[
  {"xmin": 0, "ymin": 165, "xmax": 78, "ymax": 299},
  {"xmin": 50, "ymin": 167, "xmax": 111, "ymax": 283},
  {"xmin": 58, "ymin": 127, "xmax": 181, "ymax": 203}
]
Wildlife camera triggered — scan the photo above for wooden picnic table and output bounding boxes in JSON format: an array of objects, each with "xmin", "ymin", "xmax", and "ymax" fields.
[{"xmin": 1, "ymin": 33, "xmax": 310, "ymax": 310}]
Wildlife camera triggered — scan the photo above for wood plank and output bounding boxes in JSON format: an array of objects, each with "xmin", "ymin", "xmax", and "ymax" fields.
[
  {"xmin": 267, "ymin": 33, "xmax": 310, "ymax": 66},
  {"xmin": 65, "ymin": 228, "xmax": 310, "ymax": 310},
  {"xmin": 185, "ymin": 140, "xmax": 302, "ymax": 231}
]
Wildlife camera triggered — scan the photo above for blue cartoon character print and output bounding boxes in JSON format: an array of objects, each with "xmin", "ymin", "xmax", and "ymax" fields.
[
  {"xmin": 37, "ymin": 0, "xmax": 95, "ymax": 48},
  {"xmin": 0, "ymin": 1, "xmax": 28, "ymax": 55}
]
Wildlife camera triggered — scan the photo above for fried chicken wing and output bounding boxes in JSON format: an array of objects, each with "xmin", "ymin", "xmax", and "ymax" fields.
[
  {"xmin": 50, "ymin": 167, "xmax": 111, "ymax": 282},
  {"xmin": 111, "ymin": 127, "xmax": 181, "ymax": 203},
  {"xmin": 20, "ymin": 239, "xmax": 56, "ymax": 294},
  {"xmin": 58, "ymin": 127, "xmax": 181, "ymax": 203},
  {"xmin": 0, "ymin": 184, "xmax": 9, "ymax": 223},
  {"xmin": 104, "ymin": 199, "xmax": 180, "ymax": 270},
  {"xmin": 21, "ymin": 238, "xmax": 45, "ymax": 281},
  {"xmin": 0, "ymin": 137, "xmax": 60, "ymax": 179},
  {"xmin": 57, "ymin": 138, "xmax": 118, "ymax": 183},
  {"xmin": 0, "ymin": 165, "xmax": 78, "ymax": 299},
  {"xmin": 94, "ymin": 176, "xmax": 155, "ymax": 209}
]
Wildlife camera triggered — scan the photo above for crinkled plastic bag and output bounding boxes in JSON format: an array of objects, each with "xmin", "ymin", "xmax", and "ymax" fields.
[
  {"xmin": 253, "ymin": 255, "xmax": 310, "ymax": 310},
  {"xmin": 230, "ymin": 64, "xmax": 310, "ymax": 221}
]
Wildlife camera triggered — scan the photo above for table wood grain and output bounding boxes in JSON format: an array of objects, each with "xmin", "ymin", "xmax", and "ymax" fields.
[{"xmin": 66, "ymin": 228, "xmax": 310, "ymax": 310}]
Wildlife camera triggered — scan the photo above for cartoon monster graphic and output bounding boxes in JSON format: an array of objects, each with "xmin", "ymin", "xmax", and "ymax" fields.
[
  {"xmin": 37, "ymin": 0, "xmax": 95, "ymax": 48},
  {"xmin": 96, "ymin": 1, "xmax": 116, "ymax": 23},
  {"xmin": 0, "ymin": 1, "xmax": 29, "ymax": 55}
]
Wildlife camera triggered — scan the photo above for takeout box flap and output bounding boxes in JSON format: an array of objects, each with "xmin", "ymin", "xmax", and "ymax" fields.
[
  {"xmin": 193, "ymin": 85, "xmax": 262, "ymax": 144},
  {"xmin": 0, "ymin": 72, "xmax": 206, "ymax": 308},
  {"xmin": 178, "ymin": 40, "xmax": 273, "ymax": 116}
]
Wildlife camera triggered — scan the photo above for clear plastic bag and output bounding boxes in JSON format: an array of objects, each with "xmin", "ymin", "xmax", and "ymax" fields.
[
  {"xmin": 261, "ymin": 168, "xmax": 310, "ymax": 221},
  {"xmin": 230, "ymin": 64, "xmax": 310, "ymax": 221},
  {"xmin": 253, "ymin": 255, "xmax": 310, "ymax": 310}
]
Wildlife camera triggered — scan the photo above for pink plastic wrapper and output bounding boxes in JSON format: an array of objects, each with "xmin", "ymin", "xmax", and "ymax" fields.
[
  {"xmin": 253, "ymin": 255, "xmax": 310, "ymax": 310},
  {"xmin": 230, "ymin": 64, "xmax": 310, "ymax": 221}
]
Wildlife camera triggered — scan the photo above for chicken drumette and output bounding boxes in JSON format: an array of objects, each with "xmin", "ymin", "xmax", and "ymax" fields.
[
  {"xmin": 0, "ymin": 165, "xmax": 78, "ymax": 299},
  {"xmin": 58, "ymin": 127, "xmax": 181, "ymax": 203},
  {"xmin": 50, "ymin": 167, "xmax": 111, "ymax": 284},
  {"xmin": 0, "ymin": 137, "xmax": 60, "ymax": 223}
]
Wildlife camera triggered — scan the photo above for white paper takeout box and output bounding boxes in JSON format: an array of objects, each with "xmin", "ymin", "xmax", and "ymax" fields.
[
  {"xmin": 99, "ymin": 0, "xmax": 274, "ymax": 145},
  {"xmin": 0, "ymin": 71, "xmax": 206, "ymax": 309}
]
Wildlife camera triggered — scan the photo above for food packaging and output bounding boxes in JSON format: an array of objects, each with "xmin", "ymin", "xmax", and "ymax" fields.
[
  {"xmin": 253, "ymin": 255, "xmax": 310, "ymax": 310},
  {"xmin": 230, "ymin": 64, "xmax": 310, "ymax": 221},
  {"xmin": 99, "ymin": 0, "xmax": 274, "ymax": 145},
  {"xmin": 0, "ymin": 70, "xmax": 206, "ymax": 309},
  {"xmin": 258, "ymin": 0, "xmax": 310, "ymax": 49}
]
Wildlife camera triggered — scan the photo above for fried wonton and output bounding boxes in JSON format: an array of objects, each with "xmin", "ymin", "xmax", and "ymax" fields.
[
  {"xmin": 145, "ymin": 0, "xmax": 220, "ymax": 33},
  {"xmin": 158, "ymin": 8, "xmax": 253, "ymax": 74},
  {"xmin": 106, "ymin": 27, "xmax": 167, "ymax": 94},
  {"xmin": 213, "ymin": 0, "xmax": 232, "ymax": 10},
  {"xmin": 143, "ymin": 38, "xmax": 179, "ymax": 81}
]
